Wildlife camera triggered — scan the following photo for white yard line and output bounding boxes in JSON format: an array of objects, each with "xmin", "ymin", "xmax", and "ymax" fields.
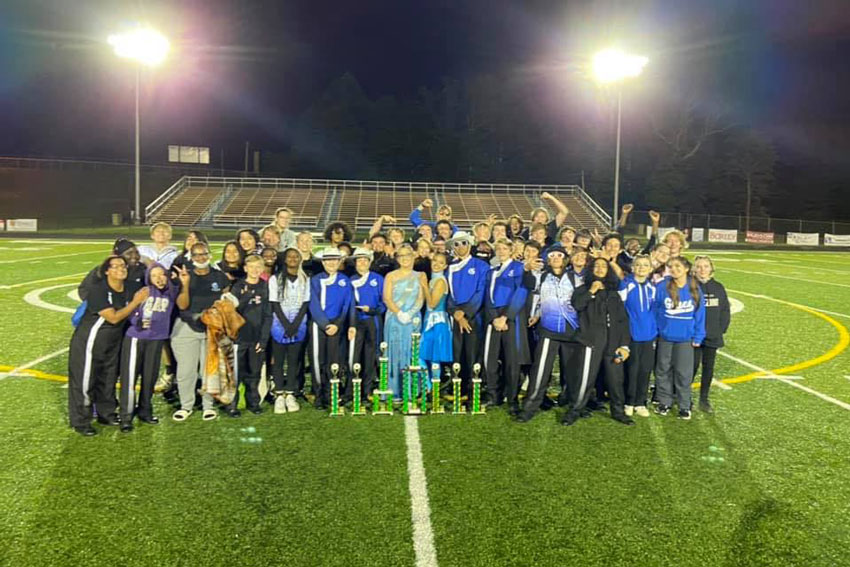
[
  {"xmin": 721, "ymin": 267, "xmax": 850, "ymax": 288},
  {"xmin": 0, "ymin": 272, "xmax": 87, "ymax": 290},
  {"xmin": 712, "ymin": 380, "xmax": 732, "ymax": 391},
  {"xmin": 0, "ymin": 347, "xmax": 70, "ymax": 380},
  {"xmin": 728, "ymin": 289, "xmax": 850, "ymax": 320},
  {"xmin": 717, "ymin": 350, "xmax": 850, "ymax": 411},
  {"xmin": 0, "ymin": 249, "xmax": 104, "ymax": 264},
  {"xmin": 404, "ymin": 417, "xmax": 439, "ymax": 567}
]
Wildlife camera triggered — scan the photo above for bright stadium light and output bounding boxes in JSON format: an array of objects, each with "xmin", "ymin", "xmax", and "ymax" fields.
[
  {"xmin": 109, "ymin": 26, "xmax": 169, "ymax": 223},
  {"xmin": 591, "ymin": 48, "xmax": 648, "ymax": 228},
  {"xmin": 108, "ymin": 27, "xmax": 170, "ymax": 67},
  {"xmin": 592, "ymin": 48, "xmax": 648, "ymax": 84}
]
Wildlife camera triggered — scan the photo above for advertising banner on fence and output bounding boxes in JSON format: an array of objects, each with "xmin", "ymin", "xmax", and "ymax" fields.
[
  {"xmin": 0, "ymin": 219, "xmax": 5, "ymax": 231},
  {"xmin": 647, "ymin": 226, "xmax": 678, "ymax": 240},
  {"xmin": 824, "ymin": 233, "xmax": 850, "ymax": 247},
  {"xmin": 786, "ymin": 232, "xmax": 818, "ymax": 246},
  {"xmin": 691, "ymin": 228, "xmax": 705, "ymax": 242},
  {"xmin": 745, "ymin": 231, "xmax": 774, "ymax": 244},
  {"xmin": 6, "ymin": 219, "xmax": 37, "ymax": 232},
  {"xmin": 708, "ymin": 228, "xmax": 737, "ymax": 243}
]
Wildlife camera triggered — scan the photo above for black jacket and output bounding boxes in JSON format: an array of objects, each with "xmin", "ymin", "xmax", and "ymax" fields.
[
  {"xmin": 699, "ymin": 279, "xmax": 730, "ymax": 348},
  {"xmin": 572, "ymin": 279, "xmax": 630, "ymax": 355}
]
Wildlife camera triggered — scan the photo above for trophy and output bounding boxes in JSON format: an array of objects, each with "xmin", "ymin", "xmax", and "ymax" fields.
[
  {"xmin": 471, "ymin": 363, "xmax": 485, "ymax": 415},
  {"xmin": 329, "ymin": 363, "xmax": 344, "ymax": 417},
  {"xmin": 429, "ymin": 362, "xmax": 443, "ymax": 414},
  {"xmin": 373, "ymin": 342, "xmax": 393, "ymax": 415},
  {"xmin": 350, "ymin": 363, "xmax": 366, "ymax": 416},
  {"xmin": 404, "ymin": 333, "xmax": 423, "ymax": 415},
  {"xmin": 451, "ymin": 362, "xmax": 465, "ymax": 415}
]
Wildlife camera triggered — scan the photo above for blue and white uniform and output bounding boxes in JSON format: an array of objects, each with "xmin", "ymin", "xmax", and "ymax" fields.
[
  {"xmin": 308, "ymin": 271, "xmax": 354, "ymax": 406},
  {"xmin": 446, "ymin": 254, "xmax": 489, "ymax": 391},
  {"xmin": 618, "ymin": 274, "xmax": 658, "ymax": 408},
  {"xmin": 482, "ymin": 259, "xmax": 527, "ymax": 406},
  {"xmin": 348, "ymin": 271, "xmax": 385, "ymax": 400}
]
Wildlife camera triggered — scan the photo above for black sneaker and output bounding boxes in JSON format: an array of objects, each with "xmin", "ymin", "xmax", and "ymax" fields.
[
  {"xmin": 540, "ymin": 396, "xmax": 556, "ymax": 411},
  {"xmin": 699, "ymin": 400, "xmax": 714, "ymax": 414},
  {"xmin": 227, "ymin": 408, "xmax": 242, "ymax": 418},
  {"xmin": 613, "ymin": 414, "xmax": 635, "ymax": 426},
  {"xmin": 515, "ymin": 411, "xmax": 535, "ymax": 423},
  {"xmin": 678, "ymin": 409, "xmax": 692, "ymax": 421},
  {"xmin": 656, "ymin": 404, "xmax": 671, "ymax": 416},
  {"xmin": 120, "ymin": 423, "xmax": 134, "ymax": 433},
  {"xmin": 579, "ymin": 408, "xmax": 593, "ymax": 418},
  {"xmin": 248, "ymin": 406, "xmax": 263, "ymax": 415},
  {"xmin": 508, "ymin": 403, "xmax": 520, "ymax": 417},
  {"xmin": 96, "ymin": 414, "xmax": 120, "ymax": 426},
  {"xmin": 560, "ymin": 411, "xmax": 579, "ymax": 426},
  {"xmin": 139, "ymin": 415, "xmax": 160, "ymax": 425},
  {"xmin": 74, "ymin": 425, "xmax": 97, "ymax": 436}
]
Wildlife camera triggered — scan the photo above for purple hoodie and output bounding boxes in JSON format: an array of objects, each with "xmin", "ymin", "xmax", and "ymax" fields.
[{"xmin": 126, "ymin": 263, "xmax": 179, "ymax": 340}]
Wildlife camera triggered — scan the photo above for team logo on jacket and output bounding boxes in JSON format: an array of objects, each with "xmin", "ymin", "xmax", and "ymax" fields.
[
  {"xmin": 339, "ymin": 280, "xmax": 347, "ymax": 287},
  {"xmin": 468, "ymin": 268, "xmax": 475, "ymax": 275},
  {"xmin": 211, "ymin": 282, "xmax": 221, "ymax": 292},
  {"xmin": 370, "ymin": 279, "xmax": 378, "ymax": 287},
  {"xmin": 507, "ymin": 270, "xmax": 514, "ymax": 277}
]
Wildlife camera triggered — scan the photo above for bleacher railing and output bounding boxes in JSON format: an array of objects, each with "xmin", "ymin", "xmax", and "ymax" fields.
[{"xmin": 144, "ymin": 175, "xmax": 612, "ymax": 229}]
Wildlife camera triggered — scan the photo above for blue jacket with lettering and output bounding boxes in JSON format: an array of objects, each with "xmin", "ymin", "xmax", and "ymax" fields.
[
  {"xmin": 618, "ymin": 274, "xmax": 658, "ymax": 342},
  {"xmin": 446, "ymin": 255, "xmax": 489, "ymax": 319},
  {"xmin": 309, "ymin": 272, "xmax": 354, "ymax": 331},
  {"xmin": 484, "ymin": 260, "xmax": 527, "ymax": 324},
  {"xmin": 408, "ymin": 207, "xmax": 458, "ymax": 234},
  {"xmin": 653, "ymin": 276, "xmax": 706, "ymax": 344},
  {"xmin": 350, "ymin": 271, "xmax": 385, "ymax": 321}
]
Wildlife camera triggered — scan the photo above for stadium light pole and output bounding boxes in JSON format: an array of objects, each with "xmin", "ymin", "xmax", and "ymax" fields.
[
  {"xmin": 592, "ymin": 49, "xmax": 648, "ymax": 229},
  {"xmin": 108, "ymin": 27, "xmax": 170, "ymax": 224}
]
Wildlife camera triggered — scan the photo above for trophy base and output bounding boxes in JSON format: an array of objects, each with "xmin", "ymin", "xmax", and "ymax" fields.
[
  {"xmin": 452, "ymin": 408, "xmax": 467, "ymax": 415},
  {"xmin": 372, "ymin": 389, "xmax": 395, "ymax": 415},
  {"xmin": 329, "ymin": 410, "xmax": 345, "ymax": 417},
  {"xmin": 350, "ymin": 408, "xmax": 367, "ymax": 416},
  {"xmin": 471, "ymin": 409, "xmax": 486, "ymax": 415},
  {"xmin": 406, "ymin": 407, "xmax": 422, "ymax": 415}
]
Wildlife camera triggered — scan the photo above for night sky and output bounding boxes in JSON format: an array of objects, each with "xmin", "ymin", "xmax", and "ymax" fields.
[{"xmin": 2, "ymin": 0, "xmax": 849, "ymax": 175}]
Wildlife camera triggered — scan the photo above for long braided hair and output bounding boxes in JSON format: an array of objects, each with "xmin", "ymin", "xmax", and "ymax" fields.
[{"xmin": 666, "ymin": 257, "xmax": 700, "ymax": 308}]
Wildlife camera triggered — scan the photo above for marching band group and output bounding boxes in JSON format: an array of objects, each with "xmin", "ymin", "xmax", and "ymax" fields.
[{"xmin": 67, "ymin": 197, "xmax": 730, "ymax": 436}]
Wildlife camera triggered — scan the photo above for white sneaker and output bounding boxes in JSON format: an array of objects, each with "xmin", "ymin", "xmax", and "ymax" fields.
[
  {"xmin": 285, "ymin": 394, "xmax": 300, "ymax": 412},
  {"xmin": 154, "ymin": 373, "xmax": 173, "ymax": 393},
  {"xmin": 635, "ymin": 406, "xmax": 650, "ymax": 417},
  {"xmin": 274, "ymin": 395, "xmax": 287, "ymax": 414},
  {"xmin": 624, "ymin": 405, "xmax": 634, "ymax": 417}
]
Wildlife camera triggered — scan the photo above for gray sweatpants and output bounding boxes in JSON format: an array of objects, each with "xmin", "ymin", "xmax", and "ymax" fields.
[
  {"xmin": 654, "ymin": 339, "xmax": 694, "ymax": 410},
  {"xmin": 171, "ymin": 319, "xmax": 214, "ymax": 411}
]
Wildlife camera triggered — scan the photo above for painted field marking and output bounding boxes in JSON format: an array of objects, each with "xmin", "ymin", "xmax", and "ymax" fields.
[
  {"xmin": 716, "ymin": 291, "xmax": 850, "ymax": 406},
  {"xmin": 0, "ymin": 366, "xmax": 67, "ymax": 383},
  {"xmin": 10, "ymin": 239, "xmax": 111, "ymax": 245},
  {"xmin": 0, "ymin": 272, "xmax": 87, "ymax": 290},
  {"xmin": 712, "ymin": 380, "xmax": 732, "ymax": 391},
  {"xmin": 0, "ymin": 347, "xmax": 70, "ymax": 381},
  {"xmin": 23, "ymin": 283, "xmax": 78, "ymax": 314},
  {"xmin": 0, "ymin": 249, "xmax": 104, "ymax": 264},
  {"xmin": 404, "ymin": 417, "xmax": 438, "ymax": 567},
  {"xmin": 721, "ymin": 267, "xmax": 850, "ymax": 288},
  {"xmin": 717, "ymin": 350, "xmax": 850, "ymax": 412}
]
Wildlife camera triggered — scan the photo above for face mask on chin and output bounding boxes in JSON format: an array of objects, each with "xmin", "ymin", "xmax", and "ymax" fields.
[{"xmin": 194, "ymin": 261, "xmax": 210, "ymax": 269}]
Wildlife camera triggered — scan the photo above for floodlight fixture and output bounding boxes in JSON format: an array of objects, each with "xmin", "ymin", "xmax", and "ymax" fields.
[
  {"xmin": 108, "ymin": 27, "xmax": 170, "ymax": 67},
  {"xmin": 592, "ymin": 49, "xmax": 648, "ymax": 84}
]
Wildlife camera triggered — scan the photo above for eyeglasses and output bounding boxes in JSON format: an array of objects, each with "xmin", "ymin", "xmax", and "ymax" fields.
[{"xmin": 451, "ymin": 241, "xmax": 469, "ymax": 248}]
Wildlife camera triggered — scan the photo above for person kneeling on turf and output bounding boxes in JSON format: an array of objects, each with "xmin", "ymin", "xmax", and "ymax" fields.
[{"xmin": 119, "ymin": 262, "xmax": 180, "ymax": 432}]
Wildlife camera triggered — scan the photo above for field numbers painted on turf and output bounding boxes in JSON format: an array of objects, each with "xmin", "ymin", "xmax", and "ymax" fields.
[{"xmin": 728, "ymin": 297, "xmax": 744, "ymax": 315}]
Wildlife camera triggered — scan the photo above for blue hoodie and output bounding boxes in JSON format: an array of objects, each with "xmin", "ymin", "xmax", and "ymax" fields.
[
  {"xmin": 653, "ymin": 276, "xmax": 706, "ymax": 344},
  {"xmin": 127, "ymin": 262, "xmax": 178, "ymax": 341},
  {"xmin": 618, "ymin": 274, "xmax": 658, "ymax": 342}
]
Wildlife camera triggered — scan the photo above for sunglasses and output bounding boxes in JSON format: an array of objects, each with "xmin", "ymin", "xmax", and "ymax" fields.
[{"xmin": 451, "ymin": 241, "xmax": 469, "ymax": 248}]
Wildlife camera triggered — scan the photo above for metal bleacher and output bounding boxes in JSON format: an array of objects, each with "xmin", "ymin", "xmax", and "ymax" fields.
[{"xmin": 145, "ymin": 177, "xmax": 611, "ymax": 233}]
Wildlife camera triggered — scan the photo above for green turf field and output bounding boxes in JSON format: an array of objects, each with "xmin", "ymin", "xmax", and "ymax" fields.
[{"xmin": 1, "ymin": 239, "xmax": 849, "ymax": 567}]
